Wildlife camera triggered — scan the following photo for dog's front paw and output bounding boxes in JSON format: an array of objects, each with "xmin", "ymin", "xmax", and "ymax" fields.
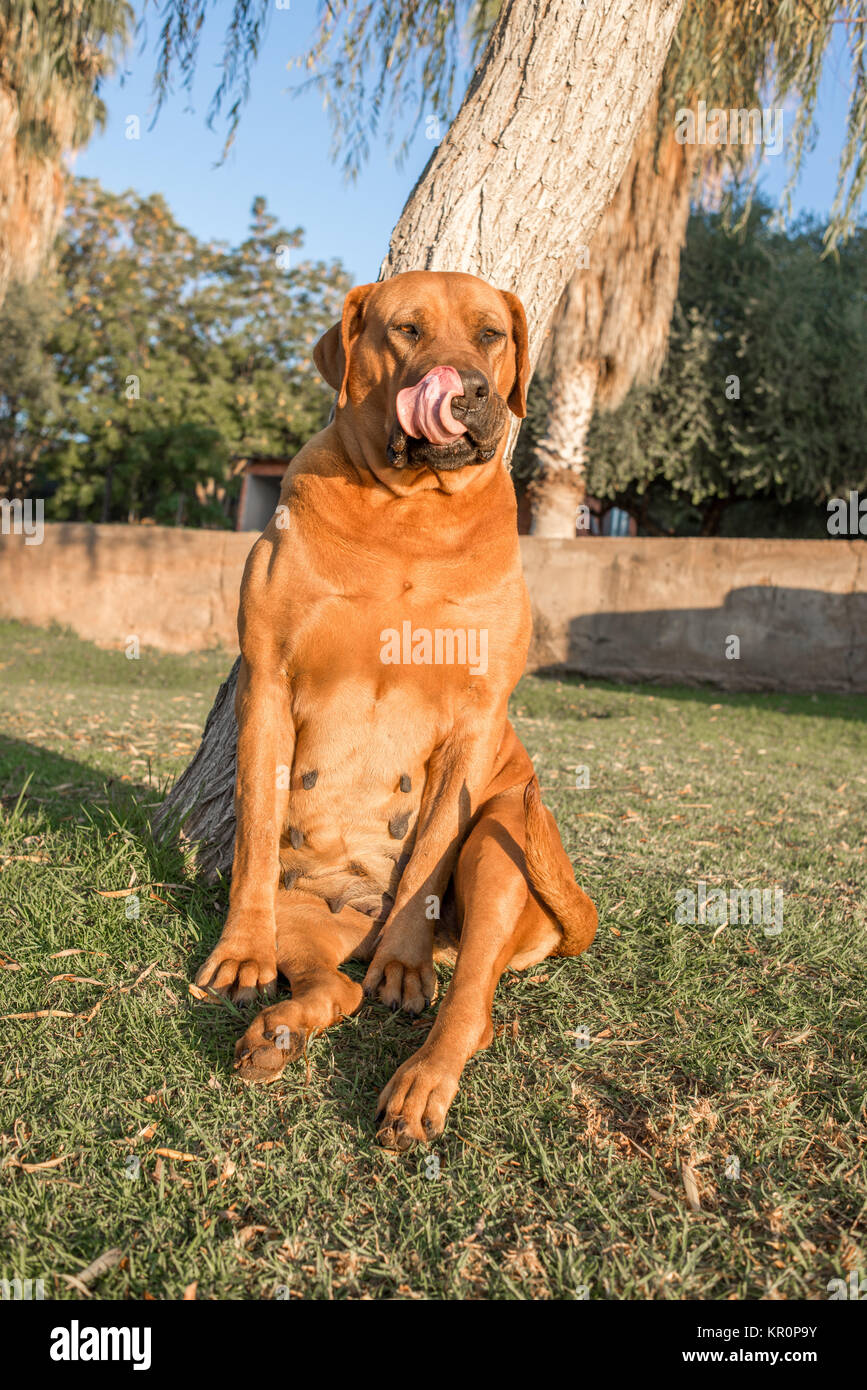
[
  {"xmin": 362, "ymin": 932, "xmax": 436, "ymax": 1016},
  {"xmin": 196, "ymin": 914, "xmax": 278, "ymax": 1003},
  {"xmin": 233, "ymin": 1004, "xmax": 306, "ymax": 1084},
  {"xmin": 374, "ymin": 1044, "xmax": 460, "ymax": 1149}
]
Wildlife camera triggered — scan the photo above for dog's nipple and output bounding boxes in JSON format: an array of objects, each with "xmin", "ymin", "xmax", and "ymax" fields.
[{"xmin": 388, "ymin": 812, "xmax": 410, "ymax": 840}]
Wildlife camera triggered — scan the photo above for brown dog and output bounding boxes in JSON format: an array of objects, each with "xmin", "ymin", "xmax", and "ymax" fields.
[{"xmin": 196, "ymin": 270, "xmax": 597, "ymax": 1149}]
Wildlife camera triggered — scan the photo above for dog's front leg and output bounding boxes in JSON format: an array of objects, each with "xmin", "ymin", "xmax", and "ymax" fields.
[
  {"xmin": 363, "ymin": 724, "xmax": 499, "ymax": 1014},
  {"xmin": 196, "ymin": 655, "xmax": 295, "ymax": 1001}
]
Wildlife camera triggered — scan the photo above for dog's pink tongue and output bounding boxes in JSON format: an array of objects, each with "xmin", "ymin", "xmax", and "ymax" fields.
[{"xmin": 396, "ymin": 366, "xmax": 467, "ymax": 446}]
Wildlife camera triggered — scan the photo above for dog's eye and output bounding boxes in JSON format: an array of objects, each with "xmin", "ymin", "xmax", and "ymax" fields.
[
  {"xmin": 395, "ymin": 323, "xmax": 419, "ymax": 339},
  {"xmin": 481, "ymin": 327, "xmax": 506, "ymax": 342}
]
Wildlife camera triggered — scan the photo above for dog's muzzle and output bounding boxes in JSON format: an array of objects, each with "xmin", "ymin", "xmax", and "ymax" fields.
[
  {"xmin": 388, "ymin": 365, "xmax": 506, "ymax": 471},
  {"xmin": 396, "ymin": 366, "xmax": 467, "ymax": 447}
]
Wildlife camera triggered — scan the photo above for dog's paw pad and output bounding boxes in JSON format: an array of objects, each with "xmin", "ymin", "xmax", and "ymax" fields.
[{"xmin": 233, "ymin": 1037, "xmax": 296, "ymax": 1085}]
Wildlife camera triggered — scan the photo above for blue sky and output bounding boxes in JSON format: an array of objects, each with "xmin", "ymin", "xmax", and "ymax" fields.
[{"xmin": 71, "ymin": 4, "xmax": 863, "ymax": 285}]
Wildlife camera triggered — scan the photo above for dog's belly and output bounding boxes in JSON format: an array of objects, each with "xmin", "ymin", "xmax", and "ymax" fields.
[{"xmin": 278, "ymin": 675, "xmax": 437, "ymax": 919}]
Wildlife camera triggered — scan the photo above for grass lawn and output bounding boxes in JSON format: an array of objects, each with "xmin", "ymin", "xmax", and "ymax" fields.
[{"xmin": 1, "ymin": 617, "xmax": 865, "ymax": 1301}]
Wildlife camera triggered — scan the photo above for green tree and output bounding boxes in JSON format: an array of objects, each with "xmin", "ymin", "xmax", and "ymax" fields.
[
  {"xmin": 44, "ymin": 178, "xmax": 225, "ymax": 522},
  {"xmin": 0, "ymin": 275, "xmax": 61, "ymax": 496},
  {"xmin": 583, "ymin": 203, "xmax": 867, "ymax": 535},
  {"xmin": 1, "ymin": 177, "xmax": 349, "ymax": 524},
  {"xmin": 197, "ymin": 196, "xmax": 347, "ymax": 461}
]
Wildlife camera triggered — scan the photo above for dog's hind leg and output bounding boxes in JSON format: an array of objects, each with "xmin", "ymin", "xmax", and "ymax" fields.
[
  {"xmin": 234, "ymin": 892, "xmax": 378, "ymax": 1085},
  {"xmin": 375, "ymin": 782, "xmax": 584, "ymax": 1149}
]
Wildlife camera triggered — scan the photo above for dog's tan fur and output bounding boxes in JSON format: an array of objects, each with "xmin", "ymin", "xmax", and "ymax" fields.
[{"xmin": 196, "ymin": 270, "xmax": 596, "ymax": 1149}]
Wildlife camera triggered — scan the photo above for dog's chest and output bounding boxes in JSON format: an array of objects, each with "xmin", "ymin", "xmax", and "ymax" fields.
[
  {"xmin": 277, "ymin": 668, "xmax": 437, "ymax": 914},
  {"xmin": 274, "ymin": 576, "xmax": 514, "ymax": 908},
  {"xmin": 248, "ymin": 511, "xmax": 529, "ymax": 907},
  {"xmin": 282, "ymin": 545, "xmax": 525, "ymax": 692}
]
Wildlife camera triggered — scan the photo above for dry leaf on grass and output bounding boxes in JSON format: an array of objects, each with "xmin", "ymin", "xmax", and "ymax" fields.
[
  {"xmin": 121, "ymin": 962, "xmax": 157, "ymax": 992},
  {"xmin": 58, "ymin": 1273, "xmax": 93, "ymax": 1297},
  {"xmin": 48, "ymin": 974, "xmax": 107, "ymax": 987},
  {"xmin": 235, "ymin": 1225, "xmax": 281, "ymax": 1247},
  {"xmin": 1, "ymin": 1009, "xmax": 77, "ymax": 1020},
  {"xmin": 681, "ymin": 1162, "xmax": 702, "ymax": 1213},
  {"xmin": 9, "ymin": 1153, "xmax": 70, "ymax": 1173},
  {"xmin": 57, "ymin": 1247, "xmax": 125, "ymax": 1296},
  {"xmin": 49, "ymin": 949, "xmax": 110, "ymax": 959}
]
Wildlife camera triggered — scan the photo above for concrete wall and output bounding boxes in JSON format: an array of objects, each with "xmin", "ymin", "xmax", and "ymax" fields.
[
  {"xmin": 520, "ymin": 536, "xmax": 867, "ymax": 693},
  {"xmin": 1, "ymin": 523, "xmax": 865, "ymax": 692},
  {"xmin": 0, "ymin": 523, "xmax": 252, "ymax": 654}
]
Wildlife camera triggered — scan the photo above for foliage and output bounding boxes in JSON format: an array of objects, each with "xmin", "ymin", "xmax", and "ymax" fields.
[
  {"xmin": 148, "ymin": 1, "xmax": 867, "ymax": 249},
  {"xmin": 510, "ymin": 363, "xmax": 551, "ymax": 491},
  {"xmin": 143, "ymin": 0, "xmax": 498, "ymax": 173},
  {"xmin": 0, "ymin": 178, "xmax": 349, "ymax": 524},
  {"xmin": 0, "ymin": 0, "xmax": 131, "ymax": 157},
  {"xmin": 659, "ymin": 0, "xmax": 867, "ymax": 249},
  {"xmin": 581, "ymin": 202, "xmax": 867, "ymax": 534},
  {"xmin": 292, "ymin": 0, "xmax": 497, "ymax": 178},
  {"xmin": 0, "ymin": 275, "xmax": 62, "ymax": 496}
]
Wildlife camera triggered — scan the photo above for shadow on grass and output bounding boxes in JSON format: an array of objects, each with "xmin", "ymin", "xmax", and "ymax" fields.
[
  {"xmin": 0, "ymin": 728, "xmax": 228, "ymax": 974},
  {"xmin": 531, "ymin": 667, "xmax": 867, "ymax": 723},
  {"xmin": 0, "ymin": 736, "xmax": 421, "ymax": 1130},
  {"xmin": 0, "ymin": 729, "xmax": 221, "ymax": 852}
]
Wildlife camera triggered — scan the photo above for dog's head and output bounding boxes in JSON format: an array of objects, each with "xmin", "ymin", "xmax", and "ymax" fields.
[{"xmin": 313, "ymin": 270, "xmax": 529, "ymax": 475}]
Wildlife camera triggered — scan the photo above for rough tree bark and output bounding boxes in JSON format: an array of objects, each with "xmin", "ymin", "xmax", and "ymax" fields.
[
  {"xmin": 152, "ymin": 0, "xmax": 686, "ymax": 876},
  {"xmin": 0, "ymin": 81, "xmax": 66, "ymax": 308},
  {"xmin": 381, "ymin": 0, "xmax": 685, "ymax": 361},
  {"xmin": 530, "ymin": 357, "xmax": 600, "ymax": 537},
  {"xmin": 528, "ymin": 98, "xmax": 700, "ymax": 536}
]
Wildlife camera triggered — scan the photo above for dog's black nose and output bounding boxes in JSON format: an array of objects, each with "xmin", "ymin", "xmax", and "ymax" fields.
[{"xmin": 452, "ymin": 368, "xmax": 490, "ymax": 416}]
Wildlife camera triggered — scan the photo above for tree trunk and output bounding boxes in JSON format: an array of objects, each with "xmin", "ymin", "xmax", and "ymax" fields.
[
  {"xmin": 699, "ymin": 495, "xmax": 728, "ymax": 537},
  {"xmin": 152, "ymin": 657, "xmax": 240, "ymax": 881},
  {"xmin": 0, "ymin": 81, "xmax": 66, "ymax": 311},
  {"xmin": 382, "ymin": 0, "xmax": 685, "ymax": 361},
  {"xmin": 529, "ymin": 98, "xmax": 700, "ymax": 537},
  {"xmin": 152, "ymin": 0, "xmax": 686, "ymax": 875},
  {"xmin": 528, "ymin": 358, "xmax": 599, "ymax": 536}
]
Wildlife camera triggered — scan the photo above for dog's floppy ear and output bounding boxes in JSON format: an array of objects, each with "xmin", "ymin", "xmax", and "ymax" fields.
[
  {"xmin": 499, "ymin": 289, "xmax": 530, "ymax": 419},
  {"xmin": 313, "ymin": 283, "xmax": 376, "ymax": 408}
]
